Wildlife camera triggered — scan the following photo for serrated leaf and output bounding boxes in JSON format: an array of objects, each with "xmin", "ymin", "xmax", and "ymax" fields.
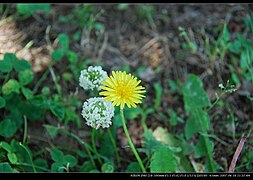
[
  {"xmin": 183, "ymin": 74, "xmax": 211, "ymax": 115},
  {"xmin": 2, "ymin": 79, "xmax": 20, "ymax": 96},
  {"xmin": 150, "ymin": 147, "xmax": 177, "ymax": 172},
  {"xmin": 18, "ymin": 70, "xmax": 34, "ymax": 85},
  {"xmin": 0, "ymin": 119, "xmax": 17, "ymax": 138},
  {"xmin": 0, "ymin": 96, "xmax": 6, "ymax": 108}
]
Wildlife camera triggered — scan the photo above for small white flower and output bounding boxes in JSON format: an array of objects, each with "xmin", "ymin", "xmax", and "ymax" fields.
[
  {"xmin": 81, "ymin": 97, "xmax": 114, "ymax": 129},
  {"xmin": 79, "ymin": 66, "xmax": 107, "ymax": 91}
]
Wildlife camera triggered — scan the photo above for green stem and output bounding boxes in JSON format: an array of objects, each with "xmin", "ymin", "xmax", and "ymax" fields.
[
  {"xmin": 120, "ymin": 109, "xmax": 146, "ymax": 173},
  {"xmin": 141, "ymin": 112, "xmax": 148, "ymax": 132},
  {"xmin": 107, "ymin": 128, "xmax": 121, "ymax": 164},
  {"xmin": 32, "ymin": 68, "xmax": 50, "ymax": 94},
  {"xmin": 91, "ymin": 129, "xmax": 103, "ymax": 166},
  {"xmin": 0, "ymin": 162, "xmax": 50, "ymax": 172},
  {"xmin": 23, "ymin": 116, "xmax": 28, "ymax": 144},
  {"xmin": 49, "ymin": 65, "xmax": 61, "ymax": 95},
  {"xmin": 58, "ymin": 128, "xmax": 97, "ymax": 169},
  {"xmin": 195, "ymin": 109, "xmax": 216, "ymax": 172},
  {"xmin": 19, "ymin": 143, "xmax": 37, "ymax": 173},
  {"xmin": 207, "ymin": 92, "xmax": 225, "ymax": 112}
]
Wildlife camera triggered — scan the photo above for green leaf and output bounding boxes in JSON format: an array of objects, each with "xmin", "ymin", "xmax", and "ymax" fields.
[
  {"xmin": 150, "ymin": 147, "xmax": 177, "ymax": 172},
  {"xmin": 34, "ymin": 158, "xmax": 48, "ymax": 172},
  {"xmin": 125, "ymin": 106, "xmax": 142, "ymax": 120},
  {"xmin": 58, "ymin": 34, "xmax": 69, "ymax": 49},
  {"xmin": 94, "ymin": 22, "xmax": 104, "ymax": 31},
  {"xmin": 19, "ymin": 102, "xmax": 45, "ymax": 121},
  {"xmin": 66, "ymin": 51, "xmax": 78, "ymax": 63},
  {"xmin": 49, "ymin": 103, "xmax": 65, "ymax": 120},
  {"xmin": 13, "ymin": 60, "xmax": 31, "ymax": 72},
  {"xmin": 3, "ymin": 53, "xmax": 17, "ymax": 64},
  {"xmin": 194, "ymin": 135, "xmax": 214, "ymax": 158},
  {"xmin": 0, "ymin": 59, "xmax": 12, "ymax": 73},
  {"xmin": 0, "ymin": 163, "xmax": 16, "ymax": 172},
  {"xmin": 42, "ymin": 87, "xmax": 50, "ymax": 95},
  {"xmin": 63, "ymin": 155, "xmax": 77, "ymax": 167},
  {"xmin": 194, "ymin": 135, "xmax": 218, "ymax": 172},
  {"xmin": 0, "ymin": 96, "xmax": 6, "ymax": 108},
  {"xmin": 51, "ymin": 148, "xmax": 64, "ymax": 162},
  {"xmin": 154, "ymin": 82, "xmax": 163, "ymax": 110},
  {"xmin": 168, "ymin": 109, "xmax": 184, "ymax": 126},
  {"xmin": 126, "ymin": 162, "xmax": 141, "ymax": 172},
  {"xmin": 21, "ymin": 87, "xmax": 33, "ymax": 100},
  {"xmin": 43, "ymin": 124, "xmax": 59, "ymax": 138},
  {"xmin": 52, "ymin": 48, "xmax": 65, "ymax": 61},
  {"xmin": 58, "ymin": 33, "xmax": 69, "ymax": 49},
  {"xmin": 29, "ymin": 95, "xmax": 45, "ymax": 106},
  {"xmin": 152, "ymin": 127, "xmax": 180, "ymax": 152},
  {"xmin": 51, "ymin": 162, "xmax": 64, "ymax": 172},
  {"xmin": 183, "ymin": 74, "xmax": 211, "ymax": 115},
  {"xmin": 101, "ymin": 162, "xmax": 114, "ymax": 172},
  {"xmin": 117, "ymin": 4, "xmax": 129, "ymax": 10},
  {"xmin": 143, "ymin": 130, "xmax": 164, "ymax": 153},
  {"xmin": 7, "ymin": 152, "xmax": 18, "ymax": 164},
  {"xmin": 2, "ymin": 79, "xmax": 20, "ymax": 96},
  {"xmin": 185, "ymin": 110, "xmax": 210, "ymax": 139},
  {"xmin": 0, "ymin": 141, "xmax": 12, "ymax": 153},
  {"xmin": 80, "ymin": 161, "xmax": 95, "ymax": 172},
  {"xmin": 18, "ymin": 70, "xmax": 34, "ymax": 86},
  {"xmin": 62, "ymin": 72, "xmax": 73, "ymax": 81},
  {"xmin": 16, "ymin": 4, "xmax": 50, "ymax": 16},
  {"xmin": 0, "ymin": 119, "xmax": 17, "ymax": 138},
  {"xmin": 100, "ymin": 131, "xmax": 115, "ymax": 158}
]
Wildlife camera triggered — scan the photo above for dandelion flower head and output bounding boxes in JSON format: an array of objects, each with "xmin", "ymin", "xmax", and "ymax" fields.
[{"xmin": 99, "ymin": 71, "xmax": 146, "ymax": 109}]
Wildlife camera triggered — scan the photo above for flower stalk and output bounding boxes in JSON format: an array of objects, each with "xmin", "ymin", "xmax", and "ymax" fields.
[{"xmin": 120, "ymin": 109, "xmax": 146, "ymax": 173}]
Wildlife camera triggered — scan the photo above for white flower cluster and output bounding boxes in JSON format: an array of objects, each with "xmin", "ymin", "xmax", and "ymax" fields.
[
  {"xmin": 81, "ymin": 97, "xmax": 114, "ymax": 129},
  {"xmin": 79, "ymin": 66, "xmax": 107, "ymax": 91}
]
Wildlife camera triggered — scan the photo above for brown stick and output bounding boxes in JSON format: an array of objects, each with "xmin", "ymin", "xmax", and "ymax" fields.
[{"xmin": 228, "ymin": 134, "xmax": 248, "ymax": 172}]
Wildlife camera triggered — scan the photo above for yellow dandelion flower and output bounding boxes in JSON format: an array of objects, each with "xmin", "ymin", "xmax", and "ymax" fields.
[{"xmin": 99, "ymin": 71, "xmax": 146, "ymax": 109}]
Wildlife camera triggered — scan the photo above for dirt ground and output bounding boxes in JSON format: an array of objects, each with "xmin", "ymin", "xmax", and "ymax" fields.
[{"xmin": 1, "ymin": 4, "xmax": 253, "ymax": 172}]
